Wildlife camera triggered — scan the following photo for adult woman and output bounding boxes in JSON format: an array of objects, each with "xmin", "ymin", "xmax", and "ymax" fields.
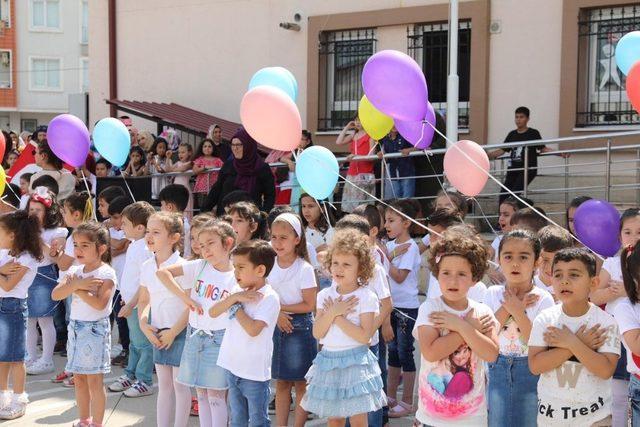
[
  {"xmin": 29, "ymin": 140, "xmax": 77, "ymax": 200},
  {"xmin": 277, "ymin": 130, "xmax": 315, "ymax": 208},
  {"xmin": 136, "ymin": 130, "xmax": 155, "ymax": 153},
  {"xmin": 202, "ymin": 127, "xmax": 275, "ymax": 215},
  {"xmin": 336, "ymin": 117, "xmax": 375, "ymax": 213},
  {"xmin": 207, "ymin": 124, "xmax": 231, "ymax": 161}
]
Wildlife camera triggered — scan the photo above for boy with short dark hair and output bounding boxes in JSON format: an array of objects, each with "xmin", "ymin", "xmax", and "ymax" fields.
[
  {"xmin": 211, "ymin": 240, "xmax": 279, "ymax": 427},
  {"xmin": 95, "ymin": 158, "xmax": 112, "ymax": 177},
  {"xmin": 528, "ymin": 248, "xmax": 620, "ymax": 426},
  {"xmin": 159, "ymin": 184, "xmax": 191, "ymax": 257},
  {"xmin": 511, "ymin": 207, "xmax": 548, "ymax": 233},
  {"xmin": 536, "ymin": 226, "xmax": 573, "ymax": 295}
]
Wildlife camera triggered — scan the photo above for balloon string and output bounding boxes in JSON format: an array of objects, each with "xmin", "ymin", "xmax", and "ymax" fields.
[
  {"xmin": 80, "ymin": 169, "xmax": 97, "ymax": 221},
  {"xmin": 424, "ymin": 121, "xmax": 604, "ymax": 261},
  {"xmin": 3, "ymin": 176, "xmax": 21, "ymax": 206},
  {"xmin": 423, "ymin": 149, "xmax": 462, "ymax": 221},
  {"xmin": 120, "ymin": 173, "xmax": 137, "ymax": 203}
]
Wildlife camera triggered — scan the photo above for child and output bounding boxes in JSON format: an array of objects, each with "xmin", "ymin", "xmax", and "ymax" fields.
[
  {"xmin": 300, "ymin": 229, "xmax": 385, "ymax": 424},
  {"xmin": 159, "ymin": 183, "xmax": 192, "ymax": 258},
  {"xmin": 228, "ymin": 201, "xmax": 268, "ymax": 244},
  {"xmin": 590, "ymin": 208, "xmax": 640, "ymax": 426},
  {"xmin": 528, "ymin": 248, "xmax": 619, "ymax": 426},
  {"xmin": 137, "ymin": 212, "xmax": 191, "ymax": 427},
  {"xmin": 566, "ymin": 196, "xmax": 592, "ymax": 237},
  {"xmin": 300, "ymin": 193, "xmax": 335, "ymax": 253},
  {"xmin": 384, "ymin": 199, "xmax": 421, "ymax": 417},
  {"xmin": 433, "ymin": 189, "xmax": 468, "ymax": 218},
  {"xmin": 268, "ymin": 213, "xmax": 317, "ymax": 427},
  {"xmin": 188, "ymin": 213, "xmax": 215, "ymax": 260},
  {"xmin": 157, "ymin": 220, "xmax": 237, "ymax": 427},
  {"xmin": 95, "ymin": 158, "xmax": 112, "ymax": 178},
  {"xmin": 108, "ymin": 202, "xmax": 156, "ymax": 398},
  {"xmin": 18, "ymin": 173, "xmax": 33, "ymax": 210},
  {"xmin": 352, "ymin": 203, "xmax": 389, "ymax": 271},
  {"xmin": 25, "ymin": 187, "xmax": 67, "ymax": 375},
  {"xmin": 96, "ymin": 186, "xmax": 126, "ymax": 222},
  {"xmin": 413, "ymin": 227, "xmax": 499, "ymax": 426},
  {"xmin": 482, "ymin": 229, "xmax": 554, "ymax": 426},
  {"xmin": 166, "ymin": 142, "xmax": 194, "ymax": 218},
  {"xmin": 192, "ymin": 138, "xmax": 223, "ymax": 209},
  {"xmin": 6, "ymin": 150, "xmax": 18, "ymax": 170},
  {"xmin": 123, "ymin": 145, "xmax": 147, "ymax": 177},
  {"xmin": 211, "ymin": 240, "xmax": 280, "ymax": 427},
  {"xmin": 510, "ymin": 207, "xmax": 548, "ymax": 233},
  {"xmin": 536, "ymin": 226, "xmax": 573, "ymax": 295},
  {"xmin": 491, "ymin": 197, "xmax": 521, "ymax": 262},
  {"xmin": 51, "ymin": 222, "xmax": 117, "ymax": 427},
  {"xmin": 268, "ymin": 205, "xmax": 319, "ymax": 268},
  {"xmin": 0, "ymin": 211, "xmax": 42, "ymax": 420},
  {"xmin": 147, "ymin": 137, "xmax": 170, "ymax": 200}
]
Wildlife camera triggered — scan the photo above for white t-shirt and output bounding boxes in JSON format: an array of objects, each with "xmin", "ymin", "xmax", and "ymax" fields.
[
  {"xmin": 217, "ymin": 284, "xmax": 280, "ymax": 381},
  {"xmin": 528, "ymin": 304, "xmax": 620, "ymax": 426},
  {"xmin": 0, "ymin": 251, "xmax": 39, "ymax": 299},
  {"xmin": 39, "ymin": 227, "xmax": 68, "ymax": 266},
  {"xmin": 373, "ymin": 245, "xmax": 391, "ymax": 273},
  {"xmin": 183, "ymin": 217, "xmax": 191, "ymax": 258},
  {"xmin": 19, "ymin": 194, "xmax": 29, "ymax": 210},
  {"xmin": 307, "ymin": 243, "xmax": 318, "ymax": 269},
  {"xmin": 491, "ymin": 235, "xmax": 502, "ymax": 263},
  {"xmin": 305, "ymin": 226, "xmax": 334, "ymax": 250},
  {"xmin": 64, "ymin": 263, "xmax": 118, "ymax": 321},
  {"xmin": 602, "ymin": 255, "xmax": 624, "ymax": 315},
  {"xmin": 426, "ymin": 273, "xmax": 487, "ymax": 304},
  {"xmin": 534, "ymin": 274, "xmax": 554, "ymax": 295},
  {"xmin": 268, "ymin": 257, "xmax": 317, "ymax": 307},
  {"xmin": 109, "ymin": 227, "xmax": 127, "ymax": 287},
  {"xmin": 614, "ymin": 299, "xmax": 640, "ymax": 375},
  {"xmin": 412, "ymin": 297, "xmax": 496, "ymax": 426},
  {"xmin": 181, "ymin": 259, "xmax": 236, "ymax": 331},
  {"xmin": 386, "ymin": 239, "xmax": 421, "ymax": 309},
  {"xmin": 59, "ymin": 235, "xmax": 79, "ymax": 275},
  {"xmin": 119, "ymin": 238, "xmax": 153, "ymax": 303},
  {"xmin": 316, "ymin": 285, "xmax": 379, "ymax": 351},
  {"xmin": 139, "ymin": 251, "xmax": 191, "ymax": 329},
  {"xmin": 421, "ymin": 234, "xmax": 430, "ymax": 248},
  {"xmin": 482, "ymin": 285, "xmax": 554, "ymax": 356}
]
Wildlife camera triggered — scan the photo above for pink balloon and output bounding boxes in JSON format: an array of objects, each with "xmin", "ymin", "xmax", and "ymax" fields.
[
  {"xmin": 240, "ymin": 86, "xmax": 301, "ymax": 152},
  {"xmin": 443, "ymin": 140, "xmax": 490, "ymax": 197}
]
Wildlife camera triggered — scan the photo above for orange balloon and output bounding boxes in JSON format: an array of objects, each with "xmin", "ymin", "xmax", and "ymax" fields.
[
  {"xmin": 443, "ymin": 140, "xmax": 490, "ymax": 197},
  {"xmin": 627, "ymin": 61, "xmax": 640, "ymax": 113}
]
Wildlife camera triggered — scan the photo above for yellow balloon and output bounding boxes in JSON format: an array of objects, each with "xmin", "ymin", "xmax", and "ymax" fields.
[
  {"xmin": 358, "ymin": 95, "xmax": 393, "ymax": 140},
  {"xmin": 0, "ymin": 167, "xmax": 6, "ymax": 197}
]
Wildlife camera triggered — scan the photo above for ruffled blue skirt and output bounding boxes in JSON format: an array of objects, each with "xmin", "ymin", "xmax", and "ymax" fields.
[{"xmin": 301, "ymin": 345, "xmax": 386, "ymax": 418}]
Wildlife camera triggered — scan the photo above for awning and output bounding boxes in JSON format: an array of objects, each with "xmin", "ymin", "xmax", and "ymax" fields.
[{"xmin": 106, "ymin": 99, "xmax": 241, "ymax": 140}]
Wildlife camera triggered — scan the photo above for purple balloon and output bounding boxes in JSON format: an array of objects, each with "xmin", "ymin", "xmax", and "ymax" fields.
[
  {"xmin": 574, "ymin": 200, "xmax": 621, "ymax": 257},
  {"xmin": 47, "ymin": 114, "xmax": 90, "ymax": 167},
  {"xmin": 395, "ymin": 103, "xmax": 436, "ymax": 149},
  {"xmin": 362, "ymin": 50, "xmax": 428, "ymax": 122}
]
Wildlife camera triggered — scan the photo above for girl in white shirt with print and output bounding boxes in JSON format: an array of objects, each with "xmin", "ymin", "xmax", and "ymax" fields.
[{"xmin": 52, "ymin": 222, "xmax": 117, "ymax": 427}]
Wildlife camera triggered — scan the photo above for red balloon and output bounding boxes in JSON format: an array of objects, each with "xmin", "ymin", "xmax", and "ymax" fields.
[
  {"xmin": 626, "ymin": 61, "xmax": 640, "ymax": 113},
  {"xmin": 0, "ymin": 132, "xmax": 6, "ymax": 163}
]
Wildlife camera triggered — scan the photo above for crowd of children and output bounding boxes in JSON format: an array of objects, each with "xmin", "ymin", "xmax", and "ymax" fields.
[{"xmin": 3, "ymin": 154, "xmax": 640, "ymax": 427}]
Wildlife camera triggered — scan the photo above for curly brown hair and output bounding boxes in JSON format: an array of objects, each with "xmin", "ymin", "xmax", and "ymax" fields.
[
  {"xmin": 324, "ymin": 229, "xmax": 375, "ymax": 285},
  {"xmin": 428, "ymin": 227, "xmax": 488, "ymax": 282}
]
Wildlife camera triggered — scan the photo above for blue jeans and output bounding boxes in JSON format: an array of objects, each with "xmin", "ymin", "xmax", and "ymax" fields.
[
  {"xmin": 630, "ymin": 374, "xmax": 640, "ymax": 427},
  {"xmin": 345, "ymin": 343, "xmax": 383, "ymax": 427},
  {"xmin": 226, "ymin": 371, "xmax": 271, "ymax": 427},
  {"xmin": 124, "ymin": 308, "xmax": 153, "ymax": 385},
  {"xmin": 383, "ymin": 177, "xmax": 415, "ymax": 200},
  {"xmin": 388, "ymin": 308, "xmax": 417, "ymax": 372},
  {"xmin": 487, "ymin": 355, "xmax": 538, "ymax": 427}
]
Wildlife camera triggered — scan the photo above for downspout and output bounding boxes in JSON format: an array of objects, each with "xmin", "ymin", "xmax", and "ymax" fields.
[{"xmin": 108, "ymin": 0, "xmax": 117, "ymax": 117}]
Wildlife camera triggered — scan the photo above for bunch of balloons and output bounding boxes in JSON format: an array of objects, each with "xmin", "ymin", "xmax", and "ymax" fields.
[{"xmin": 617, "ymin": 32, "xmax": 640, "ymax": 113}]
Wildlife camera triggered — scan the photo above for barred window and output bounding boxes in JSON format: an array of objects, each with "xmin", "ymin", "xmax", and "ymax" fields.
[
  {"xmin": 318, "ymin": 28, "xmax": 376, "ymax": 131},
  {"xmin": 408, "ymin": 21, "xmax": 471, "ymax": 129},
  {"xmin": 577, "ymin": 5, "xmax": 640, "ymax": 127}
]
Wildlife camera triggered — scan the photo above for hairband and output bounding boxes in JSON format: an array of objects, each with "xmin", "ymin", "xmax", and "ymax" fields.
[
  {"xmin": 30, "ymin": 186, "xmax": 52, "ymax": 208},
  {"xmin": 435, "ymin": 251, "xmax": 464, "ymax": 265},
  {"xmin": 274, "ymin": 213, "xmax": 302, "ymax": 237}
]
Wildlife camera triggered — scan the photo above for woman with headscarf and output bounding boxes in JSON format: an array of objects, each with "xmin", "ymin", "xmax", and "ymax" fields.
[
  {"xmin": 207, "ymin": 124, "xmax": 232, "ymax": 162},
  {"xmin": 202, "ymin": 127, "xmax": 275, "ymax": 215}
]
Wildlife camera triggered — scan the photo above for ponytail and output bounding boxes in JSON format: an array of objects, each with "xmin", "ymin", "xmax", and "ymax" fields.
[
  {"xmin": 622, "ymin": 242, "xmax": 640, "ymax": 304},
  {"xmin": 64, "ymin": 192, "xmax": 93, "ymax": 222}
]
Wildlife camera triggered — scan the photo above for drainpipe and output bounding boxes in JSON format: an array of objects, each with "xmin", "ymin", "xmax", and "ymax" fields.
[{"xmin": 108, "ymin": 0, "xmax": 117, "ymax": 117}]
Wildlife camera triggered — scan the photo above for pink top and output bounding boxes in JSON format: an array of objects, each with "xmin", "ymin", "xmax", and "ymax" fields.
[
  {"xmin": 347, "ymin": 133, "xmax": 374, "ymax": 176},
  {"xmin": 193, "ymin": 156, "xmax": 223, "ymax": 194}
]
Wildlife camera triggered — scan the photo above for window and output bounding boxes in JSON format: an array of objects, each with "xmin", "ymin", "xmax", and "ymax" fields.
[
  {"xmin": 318, "ymin": 28, "xmax": 376, "ymax": 131},
  {"xmin": 30, "ymin": 0, "xmax": 60, "ymax": 30},
  {"xmin": 79, "ymin": 57, "xmax": 88, "ymax": 92},
  {"xmin": 408, "ymin": 21, "xmax": 471, "ymax": 129},
  {"xmin": 80, "ymin": 0, "xmax": 88, "ymax": 44},
  {"xmin": 0, "ymin": 50, "xmax": 11, "ymax": 88},
  {"xmin": 30, "ymin": 57, "xmax": 62, "ymax": 91},
  {"xmin": 576, "ymin": 5, "xmax": 640, "ymax": 127},
  {"xmin": 0, "ymin": 0, "xmax": 11, "ymax": 28},
  {"xmin": 21, "ymin": 119, "xmax": 37, "ymax": 133}
]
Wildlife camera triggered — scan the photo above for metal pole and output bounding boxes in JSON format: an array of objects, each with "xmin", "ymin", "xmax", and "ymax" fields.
[
  {"xmin": 636, "ymin": 148, "xmax": 640, "ymax": 206},
  {"xmin": 605, "ymin": 139, "xmax": 611, "ymax": 202},
  {"xmin": 380, "ymin": 157, "xmax": 385, "ymax": 201},
  {"xmin": 523, "ymin": 147, "xmax": 529, "ymax": 198},
  {"xmin": 446, "ymin": 0, "xmax": 459, "ymax": 147},
  {"xmin": 564, "ymin": 155, "xmax": 569, "ymax": 215}
]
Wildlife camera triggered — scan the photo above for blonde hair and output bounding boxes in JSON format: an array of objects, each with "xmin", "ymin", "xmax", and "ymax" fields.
[
  {"xmin": 149, "ymin": 212, "xmax": 183, "ymax": 252},
  {"xmin": 324, "ymin": 228, "xmax": 375, "ymax": 285}
]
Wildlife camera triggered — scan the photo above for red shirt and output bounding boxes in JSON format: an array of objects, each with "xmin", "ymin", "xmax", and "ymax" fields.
[{"xmin": 347, "ymin": 134, "xmax": 374, "ymax": 176}]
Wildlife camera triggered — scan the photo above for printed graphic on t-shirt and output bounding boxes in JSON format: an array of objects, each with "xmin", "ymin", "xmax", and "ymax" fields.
[
  {"xmin": 193, "ymin": 278, "xmax": 230, "ymax": 302},
  {"xmin": 498, "ymin": 316, "xmax": 527, "ymax": 356}
]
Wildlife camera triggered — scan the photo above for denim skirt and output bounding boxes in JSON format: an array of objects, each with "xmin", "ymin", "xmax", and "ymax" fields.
[
  {"xmin": 153, "ymin": 329, "xmax": 186, "ymax": 367},
  {"xmin": 66, "ymin": 317, "xmax": 111, "ymax": 374},
  {"xmin": 0, "ymin": 298, "xmax": 27, "ymax": 362},
  {"xmin": 272, "ymin": 312, "xmax": 317, "ymax": 381},
  {"xmin": 487, "ymin": 354, "xmax": 538, "ymax": 427},
  {"xmin": 177, "ymin": 327, "xmax": 227, "ymax": 390},
  {"xmin": 27, "ymin": 264, "xmax": 58, "ymax": 318}
]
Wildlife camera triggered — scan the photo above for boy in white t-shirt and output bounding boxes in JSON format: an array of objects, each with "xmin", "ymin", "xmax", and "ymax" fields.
[
  {"xmin": 211, "ymin": 240, "xmax": 280, "ymax": 427},
  {"xmin": 535, "ymin": 225, "xmax": 573, "ymax": 298},
  {"xmin": 529, "ymin": 248, "xmax": 620, "ymax": 426},
  {"xmin": 159, "ymin": 184, "xmax": 192, "ymax": 258}
]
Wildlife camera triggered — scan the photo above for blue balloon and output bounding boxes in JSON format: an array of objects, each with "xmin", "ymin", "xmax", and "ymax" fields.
[
  {"xmin": 248, "ymin": 67, "xmax": 297, "ymax": 102},
  {"xmin": 92, "ymin": 118, "xmax": 130, "ymax": 167},
  {"xmin": 296, "ymin": 146, "xmax": 339, "ymax": 200},
  {"xmin": 616, "ymin": 31, "xmax": 640, "ymax": 75}
]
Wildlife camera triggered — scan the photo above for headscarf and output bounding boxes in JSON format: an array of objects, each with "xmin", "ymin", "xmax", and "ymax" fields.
[{"xmin": 232, "ymin": 127, "xmax": 264, "ymax": 194}]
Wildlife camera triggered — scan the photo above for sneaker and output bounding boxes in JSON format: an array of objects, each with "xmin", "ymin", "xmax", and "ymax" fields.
[
  {"xmin": 111, "ymin": 350, "xmax": 128, "ymax": 366},
  {"xmin": 51, "ymin": 371, "xmax": 72, "ymax": 383},
  {"xmin": 62, "ymin": 376, "xmax": 75, "ymax": 388},
  {"xmin": 123, "ymin": 380, "xmax": 153, "ymax": 398},
  {"xmin": 108, "ymin": 375, "xmax": 133, "ymax": 393},
  {"xmin": 190, "ymin": 397, "xmax": 198, "ymax": 416},
  {"xmin": 72, "ymin": 420, "xmax": 92, "ymax": 427},
  {"xmin": 26, "ymin": 359, "xmax": 55, "ymax": 375},
  {"xmin": 25, "ymin": 358, "xmax": 37, "ymax": 369},
  {"xmin": 0, "ymin": 391, "xmax": 11, "ymax": 409},
  {"xmin": 0, "ymin": 402, "xmax": 26, "ymax": 420},
  {"xmin": 268, "ymin": 398, "xmax": 276, "ymax": 415}
]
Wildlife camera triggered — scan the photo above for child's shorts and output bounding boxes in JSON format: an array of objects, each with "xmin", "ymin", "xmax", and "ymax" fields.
[
  {"xmin": 27, "ymin": 264, "xmax": 58, "ymax": 318},
  {"xmin": 0, "ymin": 298, "xmax": 27, "ymax": 362},
  {"xmin": 177, "ymin": 327, "xmax": 227, "ymax": 389},
  {"xmin": 153, "ymin": 329, "xmax": 186, "ymax": 367},
  {"xmin": 66, "ymin": 317, "xmax": 111, "ymax": 375}
]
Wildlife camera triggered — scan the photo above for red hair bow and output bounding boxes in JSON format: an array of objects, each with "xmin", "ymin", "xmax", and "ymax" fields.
[{"xmin": 30, "ymin": 186, "xmax": 53, "ymax": 208}]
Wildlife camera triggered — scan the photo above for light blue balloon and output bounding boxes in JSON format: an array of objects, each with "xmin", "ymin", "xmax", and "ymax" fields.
[
  {"xmin": 296, "ymin": 146, "xmax": 339, "ymax": 200},
  {"xmin": 93, "ymin": 117, "xmax": 130, "ymax": 167},
  {"xmin": 616, "ymin": 31, "xmax": 640, "ymax": 75},
  {"xmin": 249, "ymin": 67, "xmax": 297, "ymax": 102}
]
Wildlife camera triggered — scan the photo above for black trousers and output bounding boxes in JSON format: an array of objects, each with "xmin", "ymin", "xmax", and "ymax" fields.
[
  {"xmin": 499, "ymin": 169, "xmax": 537, "ymax": 205},
  {"xmin": 110, "ymin": 290, "xmax": 130, "ymax": 352}
]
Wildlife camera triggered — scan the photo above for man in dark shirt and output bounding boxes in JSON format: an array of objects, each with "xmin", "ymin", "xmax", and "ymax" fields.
[
  {"xmin": 377, "ymin": 126, "xmax": 416, "ymax": 199},
  {"xmin": 488, "ymin": 106, "xmax": 553, "ymax": 205}
]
